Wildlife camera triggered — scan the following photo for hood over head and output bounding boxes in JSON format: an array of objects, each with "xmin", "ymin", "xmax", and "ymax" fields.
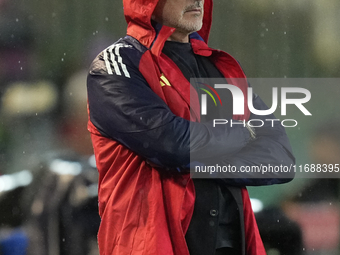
[{"xmin": 123, "ymin": 0, "xmax": 213, "ymax": 53}]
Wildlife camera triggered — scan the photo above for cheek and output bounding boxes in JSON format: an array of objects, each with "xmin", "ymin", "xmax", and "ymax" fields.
[{"xmin": 163, "ymin": 7, "xmax": 183, "ymax": 25}]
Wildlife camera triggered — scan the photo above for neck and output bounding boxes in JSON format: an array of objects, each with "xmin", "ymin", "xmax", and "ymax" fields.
[{"xmin": 167, "ymin": 30, "xmax": 190, "ymax": 43}]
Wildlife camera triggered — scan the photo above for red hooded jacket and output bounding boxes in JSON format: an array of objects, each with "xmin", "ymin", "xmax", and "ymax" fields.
[{"xmin": 87, "ymin": 0, "xmax": 294, "ymax": 254}]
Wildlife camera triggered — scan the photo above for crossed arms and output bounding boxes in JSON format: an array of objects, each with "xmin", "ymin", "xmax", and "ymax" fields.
[{"xmin": 87, "ymin": 49, "xmax": 295, "ymax": 186}]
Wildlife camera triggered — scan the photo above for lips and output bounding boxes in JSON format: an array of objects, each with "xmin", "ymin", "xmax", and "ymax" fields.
[{"xmin": 185, "ymin": 7, "xmax": 202, "ymax": 13}]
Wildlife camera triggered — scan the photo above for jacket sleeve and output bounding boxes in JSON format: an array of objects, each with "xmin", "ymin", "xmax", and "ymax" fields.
[
  {"xmin": 87, "ymin": 47, "xmax": 251, "ymax": 170},
  {"xmin": 211, "ymin": 93, "xmax": 295, "ymax": 186}
]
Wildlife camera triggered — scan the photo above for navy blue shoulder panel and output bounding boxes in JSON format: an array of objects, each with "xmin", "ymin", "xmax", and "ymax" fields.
[{"xmin": 89, "ymin": 36, "xmax": 147, "ymax": 77}]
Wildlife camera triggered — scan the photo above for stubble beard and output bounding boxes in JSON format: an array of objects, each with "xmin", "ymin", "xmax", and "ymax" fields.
[
  {"xmin": 176, "ymin": 14, "xmax": 203, "ymax": 34},
  {"xmin": 167, "ymin": 1, "xmax": 204, "ymax": 35}
]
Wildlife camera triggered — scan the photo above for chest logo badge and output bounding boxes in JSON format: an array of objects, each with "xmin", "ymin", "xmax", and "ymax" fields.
[{"xmin": 160, "ymin": 74, "xmax": 171, "ymax": 87}]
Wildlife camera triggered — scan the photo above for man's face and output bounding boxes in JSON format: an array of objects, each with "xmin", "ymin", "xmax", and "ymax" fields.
[{"xmin": 153, "ymin": 0, "xmax": 204, "ymax": 35}]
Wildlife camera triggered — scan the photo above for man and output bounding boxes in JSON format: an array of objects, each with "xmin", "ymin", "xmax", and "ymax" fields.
[{"xmin": 87, "ymin": 0, "xmax": 295, "ymax": 254}]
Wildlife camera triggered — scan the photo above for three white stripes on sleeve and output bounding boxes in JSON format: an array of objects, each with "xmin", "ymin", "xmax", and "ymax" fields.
[{"xmin": 103, "ymin": 44, "xmax": 132, "ymax": 78}]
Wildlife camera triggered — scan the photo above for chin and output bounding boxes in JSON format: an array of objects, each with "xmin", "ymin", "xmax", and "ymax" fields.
[{"xmin": 179, "ymin": 20, "xmax": 203, "ymax": 33}]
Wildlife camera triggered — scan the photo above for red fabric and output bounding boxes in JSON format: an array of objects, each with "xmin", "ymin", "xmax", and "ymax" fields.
[
  {"xmin": 242, "ymin": 189, "xmax": 267, "ymax": 254},
  {"xmin": 90, "ymin": 0, "xmax": 266, "ymax": 254}
]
